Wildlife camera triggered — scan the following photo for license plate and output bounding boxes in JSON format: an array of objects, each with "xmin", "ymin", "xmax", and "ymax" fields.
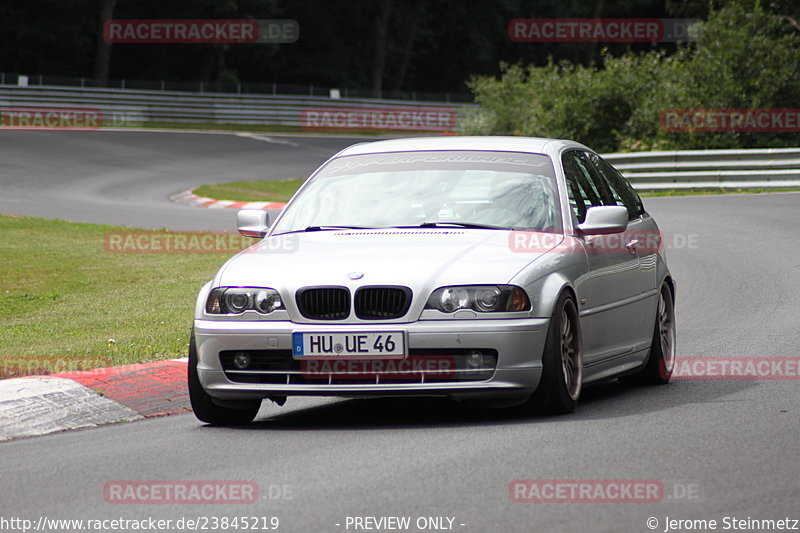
[{"xmin": 292, "ymin": 331, "xmax": 405, "ymax": 359}]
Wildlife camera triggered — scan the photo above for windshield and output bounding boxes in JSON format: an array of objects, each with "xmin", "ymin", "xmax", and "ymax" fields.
[{"xmin": 272, "ymin": 150, "xmax": 561, "ymax": 234}]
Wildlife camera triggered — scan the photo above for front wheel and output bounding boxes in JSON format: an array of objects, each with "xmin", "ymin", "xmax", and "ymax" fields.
[
  {"xmin": 526, "ymin": 292, "xmax": 583, "ymax": 415},
  {"xmin": 188, "ymin": 331, "xmax": 261, "ymax": 425}
]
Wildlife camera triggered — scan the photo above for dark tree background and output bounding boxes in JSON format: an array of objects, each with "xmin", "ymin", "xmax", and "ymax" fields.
[{"xmin": 0, "ymin": 0, "xmax": 796, "ymax": 95}]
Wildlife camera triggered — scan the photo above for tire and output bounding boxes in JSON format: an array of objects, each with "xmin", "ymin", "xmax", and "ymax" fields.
[
  {"xmin": 622, "ymin": 282, "xmax": 676, "ymax": 385},
  {"xmin": 527, "ymin": 292, "xmax": 583, "ymax": 415},
  {"xmin": 188, "ymin": 331, "xmax": 261, "ymax": 425}
]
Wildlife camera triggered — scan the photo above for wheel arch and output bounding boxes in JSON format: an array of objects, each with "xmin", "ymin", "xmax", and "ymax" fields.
[
  {"xmin": 523, "ymin": 271, "xmax": 578, "ymax": 319},
  {"xmin": 662, "ymin": 275, "xmax": 676, "ymax": 300}
]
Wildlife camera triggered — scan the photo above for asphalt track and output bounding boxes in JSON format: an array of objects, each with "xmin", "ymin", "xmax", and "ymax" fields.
[
  {"xmin": 1, "ymin": 131, "xmax": 799, "ymax": 532},
  {"xmin": 0, "ymin": 130, "xmax": 362, "ymax": 230}
]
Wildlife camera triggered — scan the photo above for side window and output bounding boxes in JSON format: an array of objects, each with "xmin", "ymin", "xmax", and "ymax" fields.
[
  {"xmin": 561, "ymin": 151, "xmax": 603, "ymax": 223},
  {"xmin": 586, "ymin": 152, "xmax": 645, "ymax": 218},
  {"xmin": 573, "ymin": 151, "xmax": 618, "ymax": 206}
]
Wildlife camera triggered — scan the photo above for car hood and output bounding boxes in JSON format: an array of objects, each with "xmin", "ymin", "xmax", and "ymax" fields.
[{"xmin": 215, "ymin": 228, "xmax": 561, "ymax": 290}]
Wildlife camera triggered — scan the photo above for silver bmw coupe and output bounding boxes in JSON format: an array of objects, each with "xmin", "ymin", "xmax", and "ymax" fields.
[{"xmin": 189, "ymin": 136, "xmax": 676, "ymax": 424}]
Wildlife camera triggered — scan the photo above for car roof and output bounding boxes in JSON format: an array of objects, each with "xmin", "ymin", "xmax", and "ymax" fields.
[{"xmin": 335, "ymin": 136, "xmax": 593, "ymax": 157}]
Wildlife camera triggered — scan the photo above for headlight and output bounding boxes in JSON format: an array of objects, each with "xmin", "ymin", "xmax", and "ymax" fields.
[
  {"xmin": 206, "ymin": 287, "xmax": 284, "ymax": 315},
  {"xmin": 425, "ymin": 285, "xmax": 530, "ymax": 313},
  {"xmin": 440, "ymin": 287, "xmax": 470, "ymax": 312}
]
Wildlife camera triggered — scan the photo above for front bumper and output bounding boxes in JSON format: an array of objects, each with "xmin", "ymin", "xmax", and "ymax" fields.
[{"xmin": 194, "ymin": 318, "xmax": 549, "ymax": 402}]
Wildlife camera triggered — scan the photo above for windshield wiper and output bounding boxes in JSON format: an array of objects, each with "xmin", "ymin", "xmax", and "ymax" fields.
[
  {"xmin": 273, "ymin": 225, "xmax": 375, "ymax": 235},
  {"xmin": 275, "ymin": 223, "xmax": 510, "ymax": 236},
  {"xmin": 304, "ymin": 225, "xmax": 375, "ymax": 231},
  {"xmin": 393, "ymin": 221, "xmax": 512, "ymax": 230}
]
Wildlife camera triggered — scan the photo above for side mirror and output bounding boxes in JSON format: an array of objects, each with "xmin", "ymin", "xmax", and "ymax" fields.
[
  {"xmin": 237, "ymin": 209, "xmax": 270, "ymax": 238},
  {"xmin": 577, "ymin": 205, "xmax": 629, "ymax": 235}
]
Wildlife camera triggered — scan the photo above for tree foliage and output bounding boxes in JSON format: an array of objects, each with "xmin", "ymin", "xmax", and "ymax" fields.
[
  {"xmin": 0, "ymin": 0, "xmax": 673, "ymax": 94},
  {"xmin": 466, "ymin": 4, "xmax": 800, "ymax": 150}
]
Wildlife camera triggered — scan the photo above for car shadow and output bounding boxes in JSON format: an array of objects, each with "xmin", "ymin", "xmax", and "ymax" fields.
[{"xmin": 203, "ymin": 378, "xmax": 759, "ymax": 431}]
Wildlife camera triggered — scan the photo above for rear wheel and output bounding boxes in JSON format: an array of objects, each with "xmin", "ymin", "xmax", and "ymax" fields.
[
  {"xmin": 622, "ymin": 282, "xmax": 675, "ymax": 385},
  {"xmin": 188, "ymin": 331, "xmax": 261, "ymax": 425},
  {"xmin": 527, "ymin": 292, "xmax": 583, "ymax": 415}
]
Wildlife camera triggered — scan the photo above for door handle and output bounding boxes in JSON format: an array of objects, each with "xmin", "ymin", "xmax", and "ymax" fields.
[{"xmin": 625, "ymin": 239, "xmax": 638, "ymax": 254}]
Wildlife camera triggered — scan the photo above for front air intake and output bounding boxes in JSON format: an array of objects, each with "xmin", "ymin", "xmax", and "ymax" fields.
[
  {"xmin": 296, "ymin": 287, "xmax": 350, "ymax": 320},
  {"xmin": 355, "ymin": 286, "xmax": 412, "ymax": 319}
]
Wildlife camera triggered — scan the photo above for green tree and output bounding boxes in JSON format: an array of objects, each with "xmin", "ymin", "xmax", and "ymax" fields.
[
  {"xmin": 466, "ymin": 3, "xmax": 800, "ymax": 151},
  {"xmin": 667, "ymin": 3, "xmax": 800, "ymax": 148}
]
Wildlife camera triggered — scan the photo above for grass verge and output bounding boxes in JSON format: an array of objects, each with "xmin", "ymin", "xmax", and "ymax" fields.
[
  {"xmin": 193, "ymin": 179, "xmax": 304, "ymax": 203},
  {"xmin": 0, "ymin": 215, "xmax": 240, "ymax": 372}
]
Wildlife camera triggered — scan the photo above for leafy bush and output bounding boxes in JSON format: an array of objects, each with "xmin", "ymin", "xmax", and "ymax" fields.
[{"xmin": 465, "ymin": 4, "xmax": 800, "ymax": 151}]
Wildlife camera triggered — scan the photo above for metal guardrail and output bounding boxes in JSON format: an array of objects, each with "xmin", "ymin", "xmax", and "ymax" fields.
[
  {"xmin": 0, "ymin": 85, "xmax": 796, "ymax": 189},
  {"xmin": 0, "ymin": 72, "xmax": 473, "ymax": 102},
  {"xmin": 0, "ymin": 85, "xmax": 473, "ymax": 129},
  {"xmin": 603, "ymin": 148, "xmax": 800, "ymax": 189}
]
